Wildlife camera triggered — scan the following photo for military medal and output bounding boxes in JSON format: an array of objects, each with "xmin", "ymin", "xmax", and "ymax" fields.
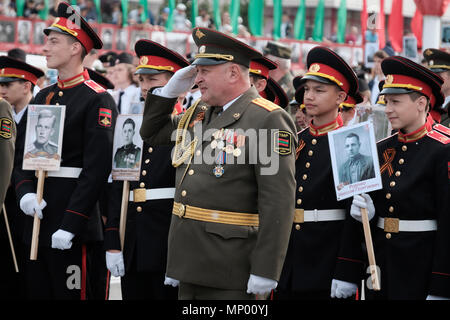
[
  {"xmin": 213, "ymin": 165, "xmax": 224, "ymax": 177},
  {"xmin": 213, "ymin": 150, "xmax": 226, "ymax": 177},
  {"xmin": 233, "ymin": 148, "xmax": 242, "ymax": 157}
]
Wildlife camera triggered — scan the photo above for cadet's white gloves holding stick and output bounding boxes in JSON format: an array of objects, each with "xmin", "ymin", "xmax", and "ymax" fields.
[
  {"xmin": 330, "ymin": 279, "xmax": 358, "ymax": 298},
  {"xmin": 159, "ymin": 65, "xmax": 197, "ymax": 98},
  {"xmin": 20, "ymin": 193, "xmax": 46, "ymax": 219},
  {"xmin": 106, "ymin": 251, "xmax": 125, "ymax": 277},
  {"xmin": 350, "ymin": 193, "xmax": 375, "ymax": 222},
  {"xmin": 246, "ymin": 274, "xmax": 277, "ymax": 295}
]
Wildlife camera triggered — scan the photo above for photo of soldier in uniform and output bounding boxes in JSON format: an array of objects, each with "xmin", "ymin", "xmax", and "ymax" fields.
[
  {"xmin": 328, "ymin": 120, "xmax": 382, "ymax": 201},
  {"xmin": 112, "ymin": 114, "xmax": 143, "ymax": 181},
  {"xmin": 23, "ymin": 105, "xmax": 65, "ymax": 171}
]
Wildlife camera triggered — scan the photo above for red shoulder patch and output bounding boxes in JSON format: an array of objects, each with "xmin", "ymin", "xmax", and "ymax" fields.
[
  {"xmin": 427, "ymin": 130, "xmax": 450, "ymax": 144},
  {"xmin": 433, "ymin": 123, "xmax": 450, "ymax": 136},
  {"xmin": 84, "ymin": 80, "xmax": 106, "ymax": 93}
]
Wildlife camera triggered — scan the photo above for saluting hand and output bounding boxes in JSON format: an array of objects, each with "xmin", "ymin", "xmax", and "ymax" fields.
[{"xmin": 159, "ymin": 65, "xmax": 197, "ymax": 98}]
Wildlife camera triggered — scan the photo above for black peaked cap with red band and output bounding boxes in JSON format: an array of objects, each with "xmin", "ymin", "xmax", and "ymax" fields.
[
  {"xmin": 0, "ymin": 56, "xmax": 44, "ymax": 85},
  {"xmin": 423, "ymin": 48, "xmax": 450, "ymax": 73},
  {"xmin": 380, "ymin": 56, "xmax": 444, "ymax": 110},
  {"xmin": 191, "ymin": 27, "xmax": 262, "ymax": 68},
  {"xmin": 265, "ymin": 78, "xmax": 288, "ymax": 109},
  {"xmin": 250, "ymin": 56, "xmax": 278, "ymax": 80},
  {"xmin": 44, "ymin": 1, "xmax": 102, "ymax": 53},
  {"xmin": 341, "ymin": 90, "xmax": 363, "ymax": 108},
  {"xmin": 134, "ymin": 39, "xmax": 190, "ymax": 75},
  {"xmin": 297, "ymin": 46, "xmax": 359, "ymax": 96},
  {"xmin": 86, "ymin": 68, "xmax": 114, "ymax": 90}
]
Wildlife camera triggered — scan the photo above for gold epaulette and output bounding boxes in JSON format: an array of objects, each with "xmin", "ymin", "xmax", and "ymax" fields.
[{"xmin": 252, "ymin": 97, "xmax": 280, "ymax": 112}]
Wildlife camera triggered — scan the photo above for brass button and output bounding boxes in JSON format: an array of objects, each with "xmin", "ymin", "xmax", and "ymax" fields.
[
  {"xmin": 181, "ymin": 190, "xmax": 187, "ymax": 197},
  {"xmin": 145, "ymin": 159, "xmax": 150, "ymax": 164},
  {"xmin": 311, "ymin": 139, "xmax": 317, "ymax": 145},
  {"xmin": 390, "ymin": 181, "xmax": 396, "ymax": 187},
  {"xmin": 139, "ymin": 182, "xmax": 145, "ymax": 188},
  {"xmin": 55, "ymin": 102, "xmax": 60, "ymax": 105},
  {"xmin": 295, "ymin": 224, "xmax": 301, "ymax": 230},
  {"xmin": 305, "ymin": 162, "xmax": 310, "ymax": 168},
  {"xmin": 386, "ymin": 233, "xmax": 391, "ymax": 239},
  {"xmin": 302, "ymin": 174, "xmax": 307, "ymax": 180},
  {"xmin": 136, "ymin": 206, "xmax": 142, "ymax": 213},
  {"xmin": 402, "ymin": 145, "xmax": 407, "ymax": 152},
  {"xmin": 142, "ymin": 170, "xmax": 147, "ymax": 176},
  {"xmin": 399, "ymin": 158, "xmax": 404, "ymax": 165},
  {"xmin": 188, "ymin": 169, "xmax": 194, "ymax": 175},
  {"xmin": 308, "ymin": 150, "xmax": 313, "ymax": 156},
  {"xmin": 298, "ymin": 186, "xmax": 303, "ymax": 192},
  {"xmin": 148, "ymin": 147, "xmax": 153, "ymax": 153},
  {"xmin": 296, "ymin": 199, "xmax": 302, "ymax": 205},
  {"xmin": 388, "ymin": 206, "xmax": 394, "ymax": 213},
  {"xmin": 386, "ymin": 193, "xmax": 391, "ymax": 199},
  {"xmin": 395, "ymin": 171, "xmax": 401, "ymax": 177},
  {"xmin": 58, "ymin": 91, "xmax": 63, "ymax": 96}
]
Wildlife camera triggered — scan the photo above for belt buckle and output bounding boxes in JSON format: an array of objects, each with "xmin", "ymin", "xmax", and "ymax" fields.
[
  {"xmin": 133, "ymin": 188, "xmax": 146, "ymax": 203},
  {"xmin": 175, "ymin": 203, "xmax": 186, "ymax": 218},
  {"xmin": 384, "ymin": 218, "xmax": 399, "ymax": 233},
  {"xmin": 294, "ymin": 209, "xmax": 304, "ymax": 223}
]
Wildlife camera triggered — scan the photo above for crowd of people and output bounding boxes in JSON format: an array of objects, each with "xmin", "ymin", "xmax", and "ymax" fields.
[{"xmin": 0, "ymin": 1, "xmax": 449, "ymax": 302}]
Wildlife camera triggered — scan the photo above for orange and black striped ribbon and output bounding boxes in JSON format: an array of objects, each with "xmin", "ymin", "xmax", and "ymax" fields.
[{"xmin": 380, "ymin": 148, "xmax": 396, "ymax": 177}]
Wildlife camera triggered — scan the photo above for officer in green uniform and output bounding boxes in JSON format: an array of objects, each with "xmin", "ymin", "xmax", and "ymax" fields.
[
  {"xmin": 0, "ymin": 97, "xmax": 15, "ymax": 208},
  {"xmin": 113, "ymin": 118, "xmax": 141, "ymax": 169},
  {"xmin": 423, "ymin": 48, "xmax": 450, "ymax": 127},
  {"xmin": 140, "ymin": 27, "xmax": 297, "ymax": 299}
]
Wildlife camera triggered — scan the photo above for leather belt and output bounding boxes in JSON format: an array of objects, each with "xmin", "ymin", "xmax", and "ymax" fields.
[
  {"xmin": 377, "ymin": 217, "xmax": 437, "ymax": 233},
  {"xmin": 172, "ymin": 202, "xmax": 259, "ymax": 227},
  {"xmin": 46, "ymin": 166, "xmax": 82, "ymax": 178},
  {"xmin": 294, "ymin": 209, "xmax": 346, "ymax": 223},
  {"xmin": 129, "ymin": 188, "xmax": 175, "ymax": 202}
]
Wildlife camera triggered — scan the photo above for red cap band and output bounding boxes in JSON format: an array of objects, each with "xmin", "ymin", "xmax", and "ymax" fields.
[
  {"xmin": 305, "ymin": 63, "xmax": 350, "ymax": 93},
  {"xmin": 0, "ymin": 67, "xmax": 38, "ymax": 84},
  {"xmin": 51, "ymin": 17, "xmax": 94, "ymax": 52},
  {"xmin": 249, "ymin": 61, "xmax": 270, "ymax": 79}
]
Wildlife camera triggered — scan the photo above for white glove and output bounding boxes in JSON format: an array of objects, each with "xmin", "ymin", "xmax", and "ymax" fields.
[
  {"xmin": 426, "ymin": 295, "xmax": 450, "ymax": 300},
  {"xmin": 159, "ymin": 65, "xmax": 197, "ymax": 98},
  {"xmin": 19, "ymin": 193, "xmax": 46, "ymax": 219},
  {"xmin": 51, "ymin": 229, "xmax": 75, "ymax": 250},
  {"xmin": 330, "ymin": 279, "xmax": 358, "ymax": 298},
  {"xmin": 105, "ymin": 251, "xmax": 125, "ymax": 277},
  {"xmin": 350, "ymin": 193, "xmax": 375, "ymax": 223},
  {"xmin": 164, "ymin": 276, "xmax": 179, "ymax": 287},
  {"xmin": 246, "ymin": 274, "xmax": 277, "ymax": 295}
]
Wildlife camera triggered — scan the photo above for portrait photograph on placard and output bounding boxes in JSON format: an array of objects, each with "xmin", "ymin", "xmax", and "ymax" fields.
[
  {"xmin": 112, "ymin": 114, "xmax": 143, "ymax": 181},
  {"xmin": 328, "ymin": 120, "xmax": 382, "ymax": 201},
  {"xmin": 23, "ymin": 105, "xmax": 66, "ymax": 171}
]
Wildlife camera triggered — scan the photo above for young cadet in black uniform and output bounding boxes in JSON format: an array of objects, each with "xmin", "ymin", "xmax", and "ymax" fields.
[
  {"xmin": 350, "ymin": 56, "xmax": 450, "ymax": 300},
  {"xmin": 0, "ymin": 57, "xmax": 44, "ymax": 299},
  {"xmin": 104, "ymin": 39, "xmax": 188, "ymax": 300},
  {"xmin": 13, "ymin": 1, "xmax": 117, "ymax": 299},
  {"xmin": 275, "ymin": 46, "xmax": 365, "ymax": 300}
]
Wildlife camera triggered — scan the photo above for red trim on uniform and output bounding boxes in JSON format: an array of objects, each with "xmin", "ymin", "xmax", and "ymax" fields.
[
  {"xmin": 398, "ymin": 123, "xmax": 429, "ymax": 143},
  {"xmin": 355, "ymin": 288, "xmax": 359, "ymax": 300},
  {"xmin": 57, "ymin": 69, "xmax": 90, "ymax": 89},
  {"xmin": 66, "ymin": 209, "xmax": 88, "ymax": 219},
  {"xmin": 426, "ymin": 114, "xmax": 435, "ymax": 131},
  {"xmin": 337, "ymin": 256, "xmax": 364, "ymax": 264},
  {"xmin": 432, "ymin": 271, "xmax": 450, "ymax": 277},
  {"xmin": 105, "ymin": 270, "xmax": 111, "ymax": 300},
  {"xmin": 249, "ymin": 60, "xmax": 270, "ymax": 79},
  {"xmin": 80, "ymin": 244, "xmax": 87, "ymax": 300},
  {"xmin": 309, "ymin": 114, "xmax": 343, "ymax": 136},
  {"xmin": 15, "ymin": 179, "xmax": 33, "ymax": 190},
  {"xmin": 105, "ymin": 227, "xmax": 119, "ymax": 232},
  {"xmin": 0, "ymin": 67, "xmax": 38, "ymax": 84},
  {"xmin": 51, "ymin": 17, "xmax": 94, "ymax": 52},
  {"xmin": 384, "ymin": 74, "xmax": 434, "ymax": 102}
]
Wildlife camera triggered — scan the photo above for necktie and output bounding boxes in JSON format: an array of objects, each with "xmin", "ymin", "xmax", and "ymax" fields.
[
  {"xmin": 208, "ymin": 106, "xmax": 223, "ymax": 124},
  {"xmin": 117, "ymin": 91, "xmax": 124, "ymax": 113}
]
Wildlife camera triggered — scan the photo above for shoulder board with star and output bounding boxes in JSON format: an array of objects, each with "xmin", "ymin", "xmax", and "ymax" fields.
[
  {"xmin": 433, "ymin": 123, "xmax": 450, "ymax": 137},
  {"xmin": 252, "ymin": 97, "xmax": 280, "ymax": 112},
  {"xmin": 427, "ymin": 130, "xmax": 450, "ymax": 144},
  {"xmin": 84, "ymin": 80, "xmax": 106, "ymax": 93}
]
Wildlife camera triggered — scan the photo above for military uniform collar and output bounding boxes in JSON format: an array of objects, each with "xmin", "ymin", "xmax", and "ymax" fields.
[
  {"xmin": 309, "ymin": 114, "xmax": 343, "ymax": 136},
  {"xmin": 398, "ymin": 123, "xmax": 429, "ymax": 143},
  {"xmin": 57, "ymin": 69, "xmax": 90, "ymax": 89}
]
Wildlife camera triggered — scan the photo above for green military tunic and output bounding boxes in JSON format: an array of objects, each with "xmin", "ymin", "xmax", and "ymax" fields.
[
  {"xmin": 0, "ymin": 98, "xmax": 16, "ymax": 207},
  {"xmin": 140, "ymin": 86, "xmax": 297, "ymax": 290}
]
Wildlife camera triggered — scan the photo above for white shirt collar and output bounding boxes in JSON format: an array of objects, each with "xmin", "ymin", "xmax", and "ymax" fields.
[
  {"xmin": 13, "ymin": 106, "xmax": 27, "ymax": 124},
  {"xmin": 222, "ymin": 94, "xmax": 243, "ymax": 113}
]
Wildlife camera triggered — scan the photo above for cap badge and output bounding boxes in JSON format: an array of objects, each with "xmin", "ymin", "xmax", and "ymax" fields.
[
  {"xmin": 424, "ymin": 49, "xmax": 433, "ymax": 56},
  {"xmin": 199, "ymin": 45, "xmax": 206, "ymax": 54},
  {"xmin": 196, "ymin": 29, "xmax": 205, "ymax": 39},
  {"xmin": 385, "ymin": 75, "xmax": 394, "ymax": 84},
  {"xmin": 140, "ymin": 56, "xmax": 148, "ymax": 65},
  {"xmin": 309, "ymin": 64, "xmax": 320, "ymax": 73}
]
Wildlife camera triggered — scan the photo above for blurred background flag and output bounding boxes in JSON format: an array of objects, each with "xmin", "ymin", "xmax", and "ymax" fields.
[
  {"xmin": 294, "ymin": 0, "xmax": 306, "ymax": 40},
  {"xmin": 229, "ymin": 0, "xmax": 240, "ymax": 35},
  {"xmin": 191, "ymin": 0, "xmax": 198, "ymax": 28},
  {"xmin": 213, "ymin": 0, "xmax": 221, "ymax": 30},
  {"xmin": 411, "ymin": 8, "xmax": 423, "ymax": 49},
  {"xmin": 166, "ymin": 0, "xmax": 175, "ymax": 31},
  {"xmin": 248, "ymin": 0, "xmax": 264, "ymax": 37},
  {"xmin": 16, "ymin": 0, "xmax": 25, "ymax": 16},
  {"xmin": 38, "ymin": 0, "xmax": 49, "ymax": 20},
  {"xmin": 388, "ymin": 0, "xmax": 403, "ymax": 52},
  {"xmin": 94, "ymin": 0, "xmax": 102, "ymax": 23},
  {"xmin": 337, "ymin": 0, "xmax": 347, "ymax": 43},
  {"xmin": 273, "ymin": 0, "xmax": 282, "ymax": 40},
  {"xmin": 121, "ymin": 0, "xmax": 128, "ymax": 26},
  {"xmin": 312, "ymin": 0, "xmax": 325, "ymax": 42},
  {"xmin": 140, "ymin": 0, "xmax": 149, "ymax": 24}
]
